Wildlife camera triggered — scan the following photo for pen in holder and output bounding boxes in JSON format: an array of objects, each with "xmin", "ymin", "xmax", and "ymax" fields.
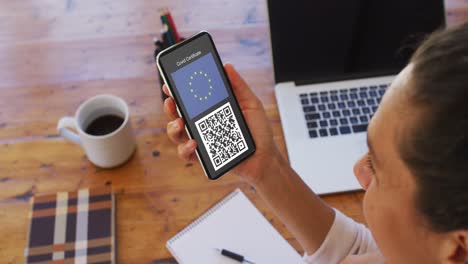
[
  {"xmin": 154, "ymin": 8, "xmax": 185, "ymax": 102},
  {"xmin": 153, "ymin": 37, "xmax": 185, "ymax": 102}
]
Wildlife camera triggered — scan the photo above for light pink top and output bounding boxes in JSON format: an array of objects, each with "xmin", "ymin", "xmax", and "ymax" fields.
[{"xmin": 304, "ymin": 209, "xmax": 381, "ymax": 263}]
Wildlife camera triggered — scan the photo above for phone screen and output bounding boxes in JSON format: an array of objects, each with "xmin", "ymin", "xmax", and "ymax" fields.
[{"xmin": 157, "ymin": 32, "xmax": 255, "ymax": 180}]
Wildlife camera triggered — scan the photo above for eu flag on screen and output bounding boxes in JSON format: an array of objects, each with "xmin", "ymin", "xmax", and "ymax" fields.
[{"xmin": 171, "ymin": 53, "xmax": 229, "ymax": 119}]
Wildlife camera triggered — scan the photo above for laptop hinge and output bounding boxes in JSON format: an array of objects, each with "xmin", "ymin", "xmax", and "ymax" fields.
[{"xmin": 294, "ymin": 70, "xmax": 397, "ymax": 86}]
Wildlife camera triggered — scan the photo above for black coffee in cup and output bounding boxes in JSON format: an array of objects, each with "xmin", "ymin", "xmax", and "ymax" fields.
[{"xmin": 85, "ymin": 114, "xmax": 124, "ymax": 136}]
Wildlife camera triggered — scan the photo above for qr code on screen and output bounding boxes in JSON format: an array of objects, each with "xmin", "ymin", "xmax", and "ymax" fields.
[{"xmin": 195, "ymin": 102, "xmax": 248, "ymax": 171}]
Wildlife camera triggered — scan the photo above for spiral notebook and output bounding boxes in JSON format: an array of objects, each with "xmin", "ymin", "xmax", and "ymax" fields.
[{"xmin": 166, "ymin": 189, "xmax": 302, "ymax": 263}]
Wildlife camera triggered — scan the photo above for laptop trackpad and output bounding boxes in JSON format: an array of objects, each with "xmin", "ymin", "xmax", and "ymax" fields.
[{"xmin": 289, "ymin": 135, "xmax": 367, "ymax": 194}]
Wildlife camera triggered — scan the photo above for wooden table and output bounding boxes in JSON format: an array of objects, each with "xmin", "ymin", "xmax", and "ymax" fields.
[{"xmin": 1, "ymin": 1, "xmax": 466, "ymax": 263}]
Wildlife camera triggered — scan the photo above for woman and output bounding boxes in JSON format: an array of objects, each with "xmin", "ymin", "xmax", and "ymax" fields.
[{"xmin": 162, "ymin": 23, "xmax": 468, "ymax": 263}]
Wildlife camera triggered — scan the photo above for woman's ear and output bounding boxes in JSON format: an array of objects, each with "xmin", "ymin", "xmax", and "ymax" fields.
[
  {"xmin": 353, "ymin": 154, "xmax": 373, "ymax": 190},
  {"xmin": 441, "ymin": 231, "xmax": 468, "ymax": 264}
]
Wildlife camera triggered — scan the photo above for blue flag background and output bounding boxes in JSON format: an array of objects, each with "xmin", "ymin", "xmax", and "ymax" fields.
[{"xmin": 171, "ymin": 53, "xmax": 229, "ymax": 119}]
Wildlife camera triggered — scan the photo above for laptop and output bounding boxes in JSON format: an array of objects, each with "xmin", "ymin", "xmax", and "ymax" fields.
[{"xmin": 267, "ymin": 0, "xmax": 445, "ymax": 194}]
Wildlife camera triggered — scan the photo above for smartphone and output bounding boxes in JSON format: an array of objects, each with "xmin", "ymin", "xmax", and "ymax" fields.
[{"xmin": 157, "ymin": 31, "xmax": 256, "ymax": 180}]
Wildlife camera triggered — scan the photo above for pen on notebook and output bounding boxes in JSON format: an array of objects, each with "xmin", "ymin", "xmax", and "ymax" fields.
[{"xmin": 214, "ymin": 248, "xmax": 255, "ymax": 264}]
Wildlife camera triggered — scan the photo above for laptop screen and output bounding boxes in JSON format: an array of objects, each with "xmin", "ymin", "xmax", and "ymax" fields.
[{"xmin": 267, "ymin": 0, "xmax": 446, "ymax": 84}]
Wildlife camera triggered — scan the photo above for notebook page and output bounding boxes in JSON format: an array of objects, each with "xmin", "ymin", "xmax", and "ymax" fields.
[{"xmin": 167, "ymin": 189, "xmax": 302, "ymax": 264}]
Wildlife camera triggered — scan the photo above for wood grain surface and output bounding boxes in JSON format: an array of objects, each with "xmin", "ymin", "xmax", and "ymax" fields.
[{"xmin": 0, "ymin": 1, "xmax": 466, "ymax": 263}]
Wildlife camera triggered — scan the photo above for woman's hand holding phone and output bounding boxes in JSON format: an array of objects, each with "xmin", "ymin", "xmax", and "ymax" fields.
[
  {"xmin": 166, "ymin": 64, "xmax": 336, "ymax": 257},
  {"xmin": 163, "ymin": 64, "xmax": 279, "ymax": 186}
]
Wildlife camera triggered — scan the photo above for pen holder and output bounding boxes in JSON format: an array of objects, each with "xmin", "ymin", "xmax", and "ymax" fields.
[{"xmin": 153, "ymin": 38, "xmax": 185, "ymax": 102}]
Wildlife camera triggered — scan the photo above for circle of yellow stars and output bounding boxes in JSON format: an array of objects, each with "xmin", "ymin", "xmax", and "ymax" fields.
[{"xmin": 188, "ymin": 70, "xmax": 213, "ymax": 102}]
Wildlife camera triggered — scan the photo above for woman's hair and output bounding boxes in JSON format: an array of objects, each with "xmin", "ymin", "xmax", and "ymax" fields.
[{"xmin": 401, "ymin": 22, "xmax": 468, "ymax": 232}]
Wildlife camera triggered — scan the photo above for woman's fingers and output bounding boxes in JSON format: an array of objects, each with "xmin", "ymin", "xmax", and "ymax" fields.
[
  {"xmin": 163, "ymin": 85, "xmax": 198, "ymax": 164},
  {"xmin": 167, "ymin": 118, "xmax": 189, "ymax": 144},
  {"xmin": 163, "ymin": 85, "xmax": 195, "ymax": 157},
  {"xmin": 163, "ymin": 97, "xmax": 180, "ymax": 120},
  {"xmin": 177, "ymin": 140, "xmax": 197, "ymax": 161},
  {"xmin": 162, "ymin": 84, "xmax": 171, "ymax": 97}
]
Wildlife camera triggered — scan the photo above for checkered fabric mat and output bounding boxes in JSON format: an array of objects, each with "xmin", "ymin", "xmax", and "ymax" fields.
[{"xmin": 25, "ymin": 187, "xmax": 116, "ymax": 264}]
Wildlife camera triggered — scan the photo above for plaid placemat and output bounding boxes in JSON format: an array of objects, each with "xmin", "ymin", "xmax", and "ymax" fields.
[{"xmin": 24, "ymin": 187, "xmax": 116, "ymax": 264}]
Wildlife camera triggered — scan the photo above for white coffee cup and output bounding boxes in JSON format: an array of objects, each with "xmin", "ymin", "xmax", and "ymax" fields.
[{"xmin": 57, "ymin": 94, "xmax": 136, "ymax": 168}]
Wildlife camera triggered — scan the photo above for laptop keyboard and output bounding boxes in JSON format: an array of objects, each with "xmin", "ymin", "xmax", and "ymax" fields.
[{"xmin": 300, "ymin": 84, "xmax": 389, "ymax": 138}]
